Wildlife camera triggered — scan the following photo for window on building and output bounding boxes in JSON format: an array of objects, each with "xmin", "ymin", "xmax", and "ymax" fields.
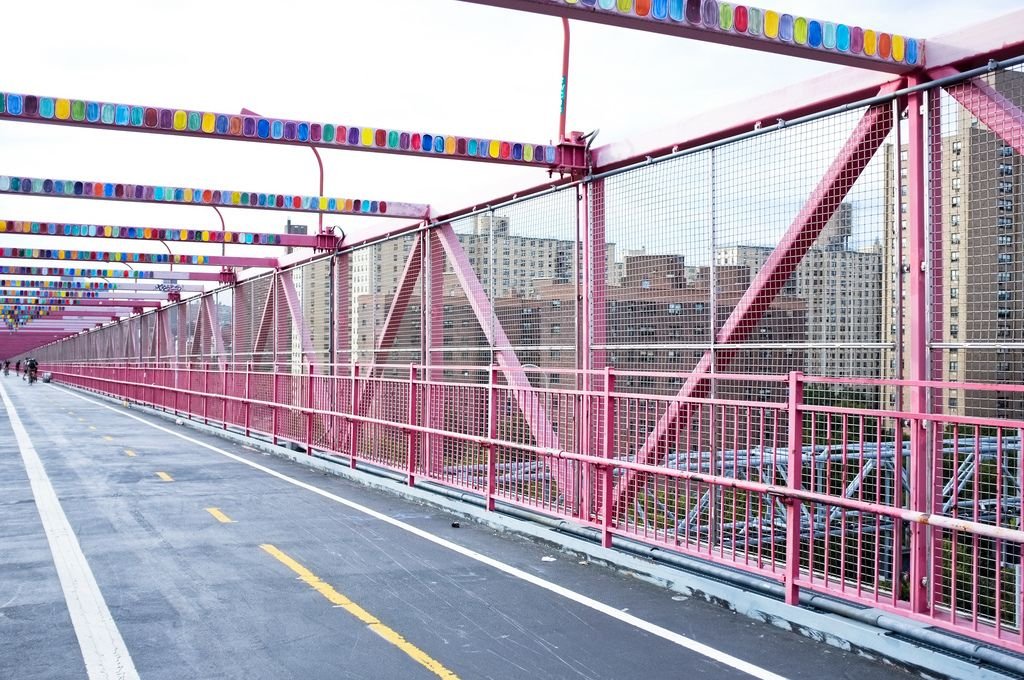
[
  {"xmin": 999, "ymin": 198, "xmax": 1014, "ymax": 211},
  {"xmin": 950, "ymin": 287, "xmax": 959, "ymax": 299},
  {"xmin": 999, "ymin": 144, "xmax": 1013, "ymax": 157},
  {"xmin": 952, "ymin": 159, "xmax": 962, "ymax": 173},
  {"xmin": 952, "ymin": 140, "xmax": 963, "ymax": 154},
  {"xmin": 950, "ymin": 269, "xmax": 959, "ymax": 280},
  {"xmin": 1000, "ymin": 163, "xmax": 1014, "ymax": 176},
  {"xmin": 950, "ymin": 305, "xmax": 959, "ymax": 317},
  {"xmin": 667, "ymin": 302, "xmax": 683, "ymax": 315},
  {"xmin": 951, "ymin": 196, "xmax": 961, "ymax": 208},
  {"xmin": 949, "ymin": 396, "xmax": 959, "ymax": 408},
  {"xmin": 951, "ymin": 214, "xmax": 960, "ymax": 227},
  {"xmin": 949, "ymin": 360, "xmax": 958, "ymax": 372},
  {"xmin": 999, "ymin": 234, "xmax": 1013, "ymax": 245},
  {"xmin": 1000, "ymin": 180, "xmax": 1014, "ymax": 194},
  {"xmin": 952, "ymin": 177, "xmax": 962, "ymax": 191},
  {"xmin": 950, "ymin": 323, "xmax": 959, "ymax": 338},
  {"xmin": 950, "ymin": 251, "xmax": 960, "ymax": 262},
  {"xmin": 999, "ymin": 253, "xmax": 1014, "ymax": 264}
]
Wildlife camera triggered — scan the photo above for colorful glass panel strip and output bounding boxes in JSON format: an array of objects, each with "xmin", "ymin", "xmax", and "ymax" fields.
[
  {"xmin": 0, "ymin": 175, "xmax": 429, "ymax": 219},
  {"xmin": 0, "ymin": 92, "xmax": 560, "ymax": 168},
  {"xmin": 548, "ymin": 0, "xmax": 920, "ymax": 65}
]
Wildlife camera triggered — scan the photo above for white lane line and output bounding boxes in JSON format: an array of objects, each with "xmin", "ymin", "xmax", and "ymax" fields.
[
  {"xmin": 57, "ymin": 387, "xmax": 787, "ymax": 680},
  {"xmin": 1, "ymin": 384, "xmax": 140, "ymax": 680}
]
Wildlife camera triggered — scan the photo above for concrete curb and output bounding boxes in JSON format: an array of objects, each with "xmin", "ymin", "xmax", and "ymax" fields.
[{"xmin": 71, "ymin": 388, "xmax": 1018, "ymax": 680}]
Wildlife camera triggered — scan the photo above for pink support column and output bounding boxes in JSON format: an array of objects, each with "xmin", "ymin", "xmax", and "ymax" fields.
[
  {"xmin": 934, "ymin": 66, "xmax": 1024, "ymax": 155},
  {"xmin": 927, "ymin": 86, "xmax": 946, "ymax": 614},
  {"xmin": 436, "ymin": 223, "xmax": 572, "ymax": 506},
  {"xmin": 611, "ymin": 83, "xmax": 900, "ymax": 518},
  {"xmin": 906, "ymin": 78, "xmax": 930, "ymax": 614},
  {"xmin": 279, "ymin": 269, "xmax": 318, "ymax": 370}
]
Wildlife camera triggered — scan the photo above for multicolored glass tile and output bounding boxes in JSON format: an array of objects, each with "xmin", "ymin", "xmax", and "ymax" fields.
[
  {"xmin": 0, "ymin": 92, "xmax": 560, "ymax": 167},
  {"xmin": 0, "ymin": 266, "xmax": 156, "ymax": 279},
  {"xmin": 0, "ymin": 175, "xmax": 429, "ymax": 219},
  {"xmin": 1, "ymin": 247, "xmax": 214, "ymax": 266},
  {"xmin": 557, "ymin": 0, "xmax": 920, "ymax": 66},
  {"xmin": 0, "ymin": 279, "xmax": 116, "ymax": 290},
  {"xmin": 0, "ymin": 219, "xmax": 287, "ymax": 247}
]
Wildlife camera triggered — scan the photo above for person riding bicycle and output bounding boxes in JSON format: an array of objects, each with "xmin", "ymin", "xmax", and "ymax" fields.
[
  {"xmin": 2, "ymin": 360, "xmax": 9, "ymax": 376},
  {"xmin": 15, "ymin": 359, "xmax": 21, "ymax": 375},
  {"xmin": 26, "ymin": 357, "xmax": 38, "ymax": 384}
]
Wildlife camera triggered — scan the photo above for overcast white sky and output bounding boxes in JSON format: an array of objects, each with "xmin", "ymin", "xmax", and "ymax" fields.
[{"xmin": 1, "ymin": 0, "xmax": 1022, "ymax": 272}]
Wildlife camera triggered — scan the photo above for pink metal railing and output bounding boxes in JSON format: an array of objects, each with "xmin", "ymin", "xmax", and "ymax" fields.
[{"xmin": 44, "ymin": 361, "xmax": 1024, "ymax": 652}]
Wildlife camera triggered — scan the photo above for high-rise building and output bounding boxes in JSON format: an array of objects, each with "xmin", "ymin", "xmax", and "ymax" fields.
[{"xmin": 717, "ymin": 203, "xmax": 884, "ymax": 384}]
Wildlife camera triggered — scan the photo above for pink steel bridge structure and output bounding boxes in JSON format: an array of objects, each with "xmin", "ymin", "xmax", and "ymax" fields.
[{"xmin": 5, "ymin": 0, "xmax": 1024, "ymax": 664}]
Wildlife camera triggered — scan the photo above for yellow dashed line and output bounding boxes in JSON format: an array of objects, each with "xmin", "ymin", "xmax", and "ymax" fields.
[
  {"xmin": 260, "ymin": 544, "xmax": 459, "ymax": 679},
  {"xmin": 205, "ymin": 508, "xmax": 235, "ymax": 524},
  {"xmin": 156, "ymin": 472, "xmax": 173, "ymax": 482},
  {"xmin": 103, "ymin": 436, "xmax": 114, "ymax": 442},
  {"xmin": 88, "ymin": 426, "xmax": 96, "ymax": 431},
  {"xmin": 124, "ymin": 449, "xmax": 137, "ymax": 457}
]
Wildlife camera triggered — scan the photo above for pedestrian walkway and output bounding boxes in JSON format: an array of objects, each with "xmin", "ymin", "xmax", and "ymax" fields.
[{"xmin": 0, "ymin": 378, "xmax": 914, "ymax": 680}]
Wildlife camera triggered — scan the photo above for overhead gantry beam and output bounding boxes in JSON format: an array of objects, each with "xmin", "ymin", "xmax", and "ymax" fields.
[
  {"xmin": 0, "ymin": 266, "xmax": 223, "ymax": 281},
  {"xmin": 456, "ymin": 1, "xmax": 921, "ymax": 72},
  {"xmin": 0, "ymin": 247, "xmax": 277, "ymax": 268},
  {"xmin": 0, "ymin": 219, "xmax": 328, "ymax": 249},
  {"xmin": 0, "ymin": 174, "xmax": 429, "ymax": 220},
  {"xmin": 0, "ymin": 92, "xmax": 573, "ymax": 170}
]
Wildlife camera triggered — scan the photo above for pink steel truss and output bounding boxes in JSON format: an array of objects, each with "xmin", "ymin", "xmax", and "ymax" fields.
[
  {"xmin": 933, "ymin": 66, "xmax": 1024, "ymax": 156},
  {"xmin": 435, "ymin": 224, "xmax": 570, "ymax": 504},
  {"xmin": 278, "ymin": 270, "xmax": 317, "ymax": 368},
  {"xmin": 611, "ymin": 83, "xmax": 900, "ymax": 518}
]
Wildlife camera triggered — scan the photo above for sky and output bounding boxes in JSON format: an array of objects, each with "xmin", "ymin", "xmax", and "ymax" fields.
[{"xmin": 0, "ymin": 0, "xmax": 1022, "ymax": 281}]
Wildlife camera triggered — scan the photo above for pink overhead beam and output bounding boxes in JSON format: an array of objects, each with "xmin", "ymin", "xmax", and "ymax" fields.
[
  {"xmin": 456, "ymin": 1, "xmax": 921, "ymax": 73},
  {"xmin": 0, "ymin": 174, "xmax": 429, "ymax": 220},
  {"xmin": 0, "ymin": 219, "xmax": 334, "ymax": 249},
  {"xmin": 0, "ymin": 297, "xmax": 160, "ymax": 308},
  {"xmin": 0, "ymin": 248, "xmax": 276, "ymax": 268},
  {"xmin": 611, "ymin": 83, "xmax": 899, "ymax": 516},
  {"xmin": 924, "ymin": 9, "xmax": 1024, "ymax": 70},
  {"xmin": 0, "ymin": 266, "xmax": 222, "ymax": 281},
  {"xmin": 933, "ymin": 66, "xmax": 1024, "ymax": 156},
  {"xmin": 0, "ymin": 92, "xmax": 566, "ymax": 170}
]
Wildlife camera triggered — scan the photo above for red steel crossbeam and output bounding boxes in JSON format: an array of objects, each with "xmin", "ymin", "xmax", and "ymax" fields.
[
  {"xmin": 0, "ymin": 247, "xmax": 276, "ymax": 268},
  {"xmin": 456, "ymin": 1, "xmax": 922, "ymax": 73},
  {"xmin": 0, "ymin": 92, "xmax": 568, "ymax": 170},
  {"xmin": 932, "ymin": 66, "xmax": 1024, "ymax": 156},
  {"xmin": 0, "ymin": 174, "xmax": 428, "ymax": 220},
  {"xmin": 0, "ymin": 219, "xmax": 334, "ymax": 249},
  {"xmin": 611, "ymin": 82, "xmax": 900, "ymax": 518}
]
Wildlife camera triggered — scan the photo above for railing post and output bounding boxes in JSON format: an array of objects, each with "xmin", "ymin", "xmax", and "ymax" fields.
[
  {"xmin": 487, "ymin": 365, "xmax": 498, "ymax": 512},
  {"xmin": 244, "ymin": 363, "xmax": 252, "ymax": 437},
  {"xmin": 785, "ymin": 370, "xmax": 804, "ymax": 606},
  {"xmin": 306, "ymin": 363, "xmax": 314, "ymax": 455},
  {"xmin": 271, "ymin": 372, "xmax": 279, "ymax": 446},
  {"xmin": 601, "ymin": 366, "xmax": 615, "ymax": 549},
  {"xmin": 350, "ymin": 363, "xmax": 360, "ymax": 468},
  {"xmin": 205, "ymin": 364, "xmax": 211, "ymax": 421},
  {"xmin": 407, "ymin": 365, "xmax": 418, "ymax": 486}
]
